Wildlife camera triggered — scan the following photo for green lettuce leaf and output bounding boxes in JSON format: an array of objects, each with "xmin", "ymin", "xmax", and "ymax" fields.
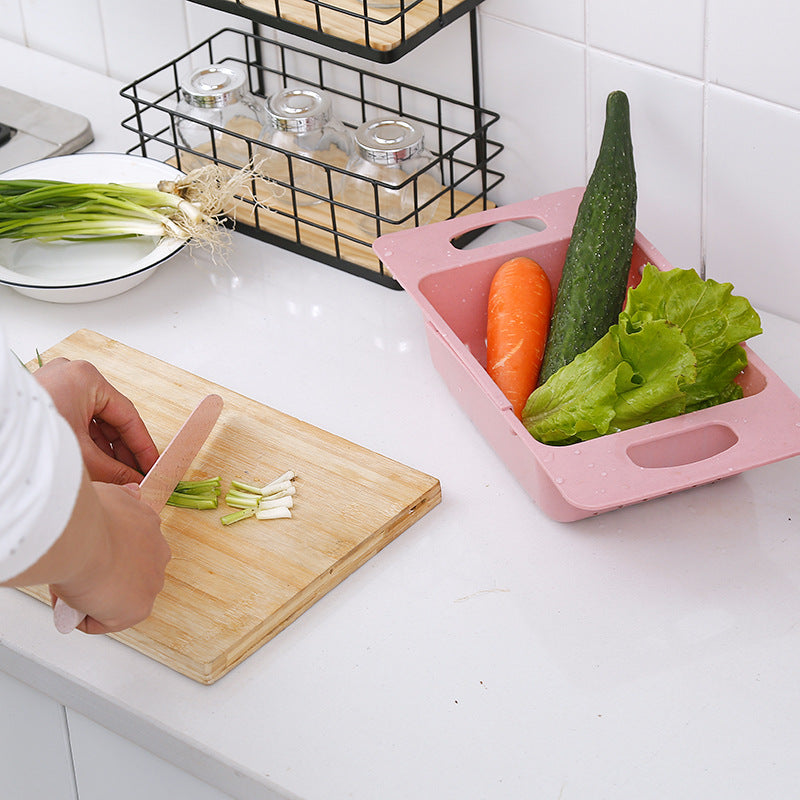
[
  {"xmin": 522, "ymin": 265, "xmax": 762, "ymax": 445},
  {"xmin": 623, "ymin": 265, "xmax": 761, "ymax": 412}
]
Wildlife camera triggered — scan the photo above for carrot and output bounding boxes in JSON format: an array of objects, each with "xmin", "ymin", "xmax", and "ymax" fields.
[{"xmin": 486, "ymin": 256, "xmax": 552, "ymax": 419}]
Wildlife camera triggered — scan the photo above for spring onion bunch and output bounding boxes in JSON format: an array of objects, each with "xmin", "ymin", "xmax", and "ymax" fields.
[{"xmin": 0, "ymin": 164, "xmax": 262, "ymax": 247}]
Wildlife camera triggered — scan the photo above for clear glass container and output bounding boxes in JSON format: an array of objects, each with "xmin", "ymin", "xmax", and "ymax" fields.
[
  {"xmin": 341, "ymin": 116, "xmax": 441, "ymax": 237},
  {"xmin": 176, "ymin": 64, "xmax": 264, "ymax": 165},
  {"xmin": 176, "ymin": 64, "xmax": 264, "ymax": 167},
  {"xmin": 258, "ymin": 87, "xmax": 351, "ymax": 207}
]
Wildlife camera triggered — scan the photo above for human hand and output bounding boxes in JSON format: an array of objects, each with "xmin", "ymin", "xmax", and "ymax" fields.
[
  {"xmin": 34, "ymin": 358, "xmax": 159, "ymax": 485},
  {"xmin": 50, "ymin": 482, "xmax": 171, "ymax": 634}
]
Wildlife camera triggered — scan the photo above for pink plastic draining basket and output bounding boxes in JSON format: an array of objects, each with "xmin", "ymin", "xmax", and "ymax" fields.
[{"xmin": 374, "ymin": 188, "xmax": 800, "ymax": 521}]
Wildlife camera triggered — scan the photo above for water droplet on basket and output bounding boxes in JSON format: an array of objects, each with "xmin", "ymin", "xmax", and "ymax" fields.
[
  {"xmin": 586, "ymin": 463, "xmax": 595, "ymax": 468},
  {"xmin": 600, "ymin": 471, "xmax": 608, "ymax": 477},
  {"xmin": 383, "ymin": 250, "xmax": 393, "ymax": 257},
  {"xmin": 555, "ymin": 477, "xmax": 565, "ymax": 485},
  {"xmin": 542, "ymin": 452, "xmax": 554, "ymax": 463},
  {"xmin": 574, "ymin": 449, "xmax": 581, "ymax": 455}
]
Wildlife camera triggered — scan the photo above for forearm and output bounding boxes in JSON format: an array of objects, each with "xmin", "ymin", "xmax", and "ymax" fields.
[
  {"xmin": 2, "ymin": 470, "xmax": 170, "ymax": 633},
  {"xmin": 0, "ymin": 345, "xmax": 84, "ymax": 584},
  {"xmin": 1, "ymin": 333, "xmax": 169, "ymax": 633}
]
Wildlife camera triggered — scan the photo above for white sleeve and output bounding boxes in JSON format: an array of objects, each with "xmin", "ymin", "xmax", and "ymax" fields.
[{"xmin": 0, "ymin": 334, "xmax": 83, "ymax": 583}]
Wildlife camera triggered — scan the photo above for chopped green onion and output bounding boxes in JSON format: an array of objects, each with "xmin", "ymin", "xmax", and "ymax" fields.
[
  {"xmin": 226, "ymin": 487, "xmax": 262, "ymax": 501},
  {"xmin": 259, "ymin": 495, "xmax": 293, "ymax": 510},
  {"xmin": 166, "ymin": 476, "xmax": 221, "ymax": 509},
  {"xmin": 225, "ymin": 495, "xmax": 260, "ymax": 510},
  {"xmin": 263, "ymin": 481, "xmax": 295, "ymax": 498},
  {"xmin": 230, "ymin": 479, "xmax": 263, "ymax": 494},
  {"xmin": 261, "ymin": 471, "xmax": 295, "ymax": 493},
  {"xmin": 174, "ymin": 477, "xmax": 222, "ymax": 495},
  {"xmin": 166, "ymin": 492, "xmax": 218, "ymax": 510},
  {"xmin": 255, "ymin": 507, "xmax": 291, "ymax": 520},
  {"xmin": 221, "ymin": 470, "xmax": 298, "ymax": 525},
  {"xmin": 221, "ymin": 508, "xmax": 256, "ymax": 526}
]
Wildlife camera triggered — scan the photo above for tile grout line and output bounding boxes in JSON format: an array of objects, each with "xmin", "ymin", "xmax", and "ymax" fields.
[
  {"xmin": 583, "ymin": 0, "xmax": 590, "ymax": 179},
  {"xmin": 700, "ymin": 0, "xmax": 710, "ymax": 278}
]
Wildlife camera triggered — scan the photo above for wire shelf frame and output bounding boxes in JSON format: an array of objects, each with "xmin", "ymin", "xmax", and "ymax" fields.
[
  {"xmin": 119, "ymin": 26, "xmax": 503, "ymax": 288},
  {"xmin": 186, "ymin": 0, "xmax": 487, "ymax": 63}
]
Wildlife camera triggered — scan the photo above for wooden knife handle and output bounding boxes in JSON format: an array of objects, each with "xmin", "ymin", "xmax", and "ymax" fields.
[{"xmin": 53, "ymin": 598, "xmax": 83, "ymax": 634}]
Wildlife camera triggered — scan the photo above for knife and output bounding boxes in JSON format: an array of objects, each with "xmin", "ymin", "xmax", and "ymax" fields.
[{"xmin": 53, "ymin": 393, "xmax": 224, "ymax": 634}]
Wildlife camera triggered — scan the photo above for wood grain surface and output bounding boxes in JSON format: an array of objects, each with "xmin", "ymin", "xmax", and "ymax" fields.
[
  {"xmin": 239, "ymin": 0, "xmax": 469, "ymax": 52},
  {"xmin": 23, "ymin": 330, "xmax": 441, "ymax": 683},
  {"xmin": 171, "ymin": 125, "xmax": 495, "ymax": 280}
]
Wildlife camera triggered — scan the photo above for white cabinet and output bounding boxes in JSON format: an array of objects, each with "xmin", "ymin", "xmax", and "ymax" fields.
[
  {"xmin": 67, "ymin": 709, "xmax": 234, "ymax": 800},
  {"xmin": 0, "ymin": 670, "xmax": 235, "ymax": 799},
  {"xmin": 0, "ymin": 670, "xmax": 76, "ymax": 800}
]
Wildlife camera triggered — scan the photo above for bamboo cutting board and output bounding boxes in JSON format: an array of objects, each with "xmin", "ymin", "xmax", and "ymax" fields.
[{"xmin": 22, "ymin": 330, "xmax": 441, "ymax": 684}]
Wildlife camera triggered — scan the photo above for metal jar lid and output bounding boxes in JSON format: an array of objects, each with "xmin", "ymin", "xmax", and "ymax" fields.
[
  {"xmin": 180, "ymin": 64, "xmax": 247, "ymax": 109},
  {"xmin": 354, "ymin": 117, "xmax": 425, "ymax": 165},
  {"xmin": 265, "ymin": 88, "xmax": 332, "ymax": 133}
]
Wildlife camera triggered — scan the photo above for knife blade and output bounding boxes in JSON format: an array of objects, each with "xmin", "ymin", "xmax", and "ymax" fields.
[
  {"xmin": 137, "ymin": 393, "xmax": 224, "ymax": 512},
  {"xmin": 53, "ymin": 393, "xmax": 224, "ymax": 634}
]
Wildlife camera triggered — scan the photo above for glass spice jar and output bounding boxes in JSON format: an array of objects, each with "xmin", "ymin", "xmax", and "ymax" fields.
[
  {"xmin": 258, "ymin": 87, "xmax": 351, "ymax": 207},
  {"xmin": 341, "ymin": 116, "xmax": 441, "ymax": 237},
  {"xmin": 176, "ymin": 64, "xmax": 264, "ymax": 167}
]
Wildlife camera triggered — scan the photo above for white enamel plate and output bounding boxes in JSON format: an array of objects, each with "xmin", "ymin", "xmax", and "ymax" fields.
[{"xmin": 0, "ymin": 152, "xmax": 186, "ymax": 303}]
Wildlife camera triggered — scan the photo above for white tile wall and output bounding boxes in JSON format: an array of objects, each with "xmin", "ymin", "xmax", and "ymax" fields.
[
  {"xmin": 21, "ymin": 0, "xmax": 107, "ymax": 74},
  {"xmin": 0, "ymin": 0, "xmax": 26, "ymax": 44},
  {"xmin": 588, "ymin": 0, "xmax": 706, "ymax": 78},
  {"xmin": 2, "ymin": 0, "xmax": 799, "ymax": 320},
  {"xmin": 185, "ymin": 1, "xmax": 234, "ymax": 44},
  {"xmin": 707, "ymin": 0, "xmax": 800, "ymax": 110},
  {"xmin": 705, "ymin": 86, "xmax": 800, "ymax": 321},
  {"xmin": 483, "ymin": 0, "xmax": 584, "ymax": 40},
  {"xmin": 98, "ymin": 0, "xmax": 190, "ymax": 85},
  {"xmin": 480, "ymin": 17, "xmax": 585, "ymax": 203}
]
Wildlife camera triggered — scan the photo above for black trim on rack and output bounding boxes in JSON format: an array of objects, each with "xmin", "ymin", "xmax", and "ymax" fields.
[{"xmin": 185, "ymin": 0, "xmax": 486, "ymax": 63}]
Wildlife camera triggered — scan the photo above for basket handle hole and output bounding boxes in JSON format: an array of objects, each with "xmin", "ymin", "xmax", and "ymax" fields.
[
  {"xmin": 626, "ymin": 423, "xmax": 739, "ymax": 469},
  {"xmin": 451, "ymin": 217, "xmax": 547, "ymax": 251}
]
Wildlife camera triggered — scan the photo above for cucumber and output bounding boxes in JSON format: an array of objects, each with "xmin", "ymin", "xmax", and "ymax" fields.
[{"xmin": 537, "ymin": 90, "xmax": 637, "ymax": 385}]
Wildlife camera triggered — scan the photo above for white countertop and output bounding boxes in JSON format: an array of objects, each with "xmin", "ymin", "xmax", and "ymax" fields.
[{"xmin": 3, "ymin": 40, "xmax": 800, "ymax": 800}]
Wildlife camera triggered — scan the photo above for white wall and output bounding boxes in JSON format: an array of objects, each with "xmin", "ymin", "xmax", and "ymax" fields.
[{"xmin": 1, "ymin": 0, "xmax": 798, "ymax": 321}]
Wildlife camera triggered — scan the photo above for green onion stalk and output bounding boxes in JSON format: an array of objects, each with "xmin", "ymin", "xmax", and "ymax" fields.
[
  {"xmin": 0, "ymin": 163, "xmax": 266, "ymax": 247},
  {"xmin": 166, "ymin": 477, "xmax": 222, "ymax": 510}
]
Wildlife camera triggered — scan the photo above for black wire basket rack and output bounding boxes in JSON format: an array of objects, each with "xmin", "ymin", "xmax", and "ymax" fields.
[{"xmin": 119, "ymin": 26, "xmax": 503, "ymax": 288}]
